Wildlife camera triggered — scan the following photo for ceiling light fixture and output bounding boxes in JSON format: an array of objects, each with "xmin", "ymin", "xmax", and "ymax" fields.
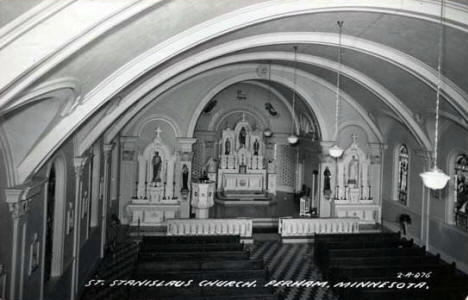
[
  {"xmin": 420, "ymin": 0, "xmax": 450, "ymax": 190},
  {"xmin": 288, "ymin": 46, "xmax": 299, "ymax": 145},
  {"xmin": 329, "ymin": 21, "xmax": 344, "ymax": 158},
  {"xmin": 264, "ymin": 61, "xmax": 273, "ymax": 138}
]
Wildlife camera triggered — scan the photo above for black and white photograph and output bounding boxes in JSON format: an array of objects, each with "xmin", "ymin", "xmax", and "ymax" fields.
[{"xmin": 0, "ymin": 0, "xmax": 468, "ymax": 299}]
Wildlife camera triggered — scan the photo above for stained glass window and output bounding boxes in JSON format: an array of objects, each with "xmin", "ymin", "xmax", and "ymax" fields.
[
  {"xmin": 454, "ymin": 154, "xmax": 468, "ymax": 231},
  {"xmin": 397, "ymin": 144, "xmax": 409, "ymax": 205}
]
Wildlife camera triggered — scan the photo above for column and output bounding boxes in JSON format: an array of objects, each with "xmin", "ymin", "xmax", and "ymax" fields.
[
  {"xmin": 319, "ymin": 141, "xmax": 336, "ymax": 217},
  {"xmin": 70, "ymin": 156, "xmax": 87, "ymax": 300},
  {"xmin": 176, "ymin": 138, "xmax": 197, "ymax": 218},
  {"xmin": 119, "ymin": 137, "xmax": 138, "ymax": 224},
  {"xmin": 6, "ymin": 188, "xmax": 24, "ymax": 300},
  {"xmin": 5, "ymin": 178, "xmax": 45, "ymax": 300},
  {"xmin": 101, "ymin": 143, "xmax": 113, "ymax": 258}
]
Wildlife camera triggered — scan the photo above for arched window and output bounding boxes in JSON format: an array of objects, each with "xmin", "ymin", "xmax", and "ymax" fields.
[
  {"xmin": 454, "ymin": 154, "xmax": 468, "ymax": 231},
  {"xmin": 396, "ymin": 144, "xmax": 409, "ymax": 206},
  {"xmin": 43, "ymin": 154, "xmax": 66, "ymax": 291}
]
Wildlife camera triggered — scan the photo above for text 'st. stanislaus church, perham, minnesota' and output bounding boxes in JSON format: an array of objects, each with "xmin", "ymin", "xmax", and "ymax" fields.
[{"xmin": 1, "ymin": 1, "xmax": 468, "ymax": 300}]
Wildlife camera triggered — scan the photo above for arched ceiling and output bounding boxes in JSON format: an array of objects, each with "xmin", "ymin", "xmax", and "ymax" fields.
[{"xmin": 1, "ymin": 0, "xmax": 468, "ymax": 185}]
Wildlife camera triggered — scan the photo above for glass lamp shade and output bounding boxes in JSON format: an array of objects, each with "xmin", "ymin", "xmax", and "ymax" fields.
[
  {"xmin": 420, "ymin": 167, "xmax": 450, "ymax": 190},
  {"xmin": 329, "ymin": 145, "xmax": 344, "ymax": 158},
  {"xmin": 263, "ymin": 128, "xmax": 273, "ymax": 137},
  {"xmin": 287, "ymin": 134, "xmax": 299, "ymax": 144}
]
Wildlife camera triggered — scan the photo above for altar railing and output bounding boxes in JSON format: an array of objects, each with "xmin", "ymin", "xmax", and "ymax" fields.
[
  {"xmin": 278, "ymin": 217, "xmax": 359, "ymax": 237},
  {"xmin": 167, "ymin": 218, "xmax": 253, "ymax": 237}
]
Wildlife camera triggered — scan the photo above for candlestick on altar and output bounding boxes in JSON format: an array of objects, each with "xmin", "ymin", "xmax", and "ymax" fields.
[{"xmin": 134, "ymin": 181, "xmax": 138, "ymax": 199}]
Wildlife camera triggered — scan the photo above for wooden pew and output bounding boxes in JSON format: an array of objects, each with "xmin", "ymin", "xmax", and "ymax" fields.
[
  {"xmin": 328, "ymin": 254, "xmax": 439, "ymax": 267},
  {"xmin": 135, "ymin": 259, "xmax": 264, "ymax": 273},
  {"xmin": 132, "ymin": 269, "xmax": 268, "ymax": 281},
  {"xmin": 139, "ymin": 250, "xmax": 250, "ymax": 261},
  {"xmin": 140, "ymin": 242, "xmax": 244, "ymax": 252},
  {"xmin": 142, "ymin": 235, "xmax": 241, "ymax": 245},
  {"xmin": 328, "ymin": 264, "xmax": 454, "ymax": 281},
  {"xmin": 316, "ymin": 238, "xmax": 414, "ymax": 265},
  {"xmin": 130, "ymin": 286, "xmax": 277, "ymax": 300}
]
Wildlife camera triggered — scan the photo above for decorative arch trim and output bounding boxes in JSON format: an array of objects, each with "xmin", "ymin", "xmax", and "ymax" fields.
[
  {"xmin": 207, "ymin": 107, "xmax": 269, "ymax": 133},
  {"xmin": 2, "ymin": 0, "xmax": 468, "ymax": 108},
  {"xmin": 131, "ymin": 114, "xmax": 181, "ymax": 138},
  {"xmin": 21, "ymin": 30, "xmax": 453, "ymax": 183}
]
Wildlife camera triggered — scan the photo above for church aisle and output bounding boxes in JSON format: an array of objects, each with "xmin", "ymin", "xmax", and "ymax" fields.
[{"xmin": 250, "ymin": 240, "xmax": 339, "ymax": 300}]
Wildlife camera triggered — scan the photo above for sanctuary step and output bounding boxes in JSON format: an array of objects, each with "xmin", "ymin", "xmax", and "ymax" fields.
[
  {"xmin": 131, "ymin": 235, "xmax": 278, "ymax": 300},
  {"xmin": 217, "ymin": 191, "xmax": 271, "ymax": 200}
]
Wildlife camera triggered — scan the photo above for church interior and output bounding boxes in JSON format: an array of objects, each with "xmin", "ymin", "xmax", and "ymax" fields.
[{"xmin": 1, "ymin": 0, "xmax": 468, "ymax": 299}]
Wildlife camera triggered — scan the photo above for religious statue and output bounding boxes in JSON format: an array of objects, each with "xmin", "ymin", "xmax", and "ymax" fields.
[
  {"xmin": 323, "ymin": 167, "xmax": 331, "ymax": 199},
  {"xmin": 225, "ymin": 138, "xmax": 231, "ymax": 155},
  {"xmin": 239, "ymin": 127, "xmax": 246, "ymax": 147},
  {"xmin": 152, "ymin": 151, "xmax": 162, "ymax": 182},
  {"xmin": 324, "ymin": 167, "xmax": 331, "ymax": 191},
  {"xmin": 253, "ymin": 139, "xmax": 260, "ymax": 155},
  {"xmin": 348, "ymin": 155, "xmax": 359, "ymax": 186},
  {"xmin": 182, "ymin": 164, "xmax": 189, "ymax": 191},
  {"xmin": 205, "ymin": 157, "xmax": 217, "ymax": 173}
]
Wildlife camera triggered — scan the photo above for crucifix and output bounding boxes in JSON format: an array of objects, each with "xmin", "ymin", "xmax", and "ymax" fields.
[
  {"xmin": 155, "ymin": 127, "xmax": 162, "ymax": 138},
  {"xmin": 351, "ymin": 133, "xmax": 358, "ymax": 144}
]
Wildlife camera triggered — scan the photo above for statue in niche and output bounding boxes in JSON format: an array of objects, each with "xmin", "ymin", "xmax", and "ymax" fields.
[
  {"xmin": 225, "ymin": 138, "xmax": 231, "ymax": 155},
  {"xmin": 253, "ymin": 139, "xmax": 260, "ymax": 155},
  {"xmin": 182, "ymin": 164, "xmax": 189, "ymax": 191},
  {"xmin": 152, "ymin": 151, "xmax": 162, "ymax": 182},
  {"xmin": 239, "ymin": 127, "xmax": 246, "ymax": 147},
  {"xmin": 323, "ymin": 167, "xmax": 331, "ymax": 199},
  {"xmin": 348, "ymin": 155, "xmax": 359, "ymax": 187}
]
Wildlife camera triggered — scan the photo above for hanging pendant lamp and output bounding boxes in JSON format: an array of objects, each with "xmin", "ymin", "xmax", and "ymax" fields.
[
  {"xmin": 420, "ymin": 0, "xmax": 450, "ymax": 190},
  {"xmin": 329, "ymin": 21, "xmax": 344, "ymax": 158},
  {"xmin": 264, "ymin": 61, "xmax": 273, "ymax": 138},
  {"xmin": 288, "ymin": 46, "xmax": 299, "ymax": 145}
]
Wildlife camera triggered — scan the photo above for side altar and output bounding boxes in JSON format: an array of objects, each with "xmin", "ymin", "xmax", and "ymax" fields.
[
  {"xmin": 207, "ymin": 117, "xmax": 276, "ymax": 195},
  {"xmin": 125, "ymin": 128, "xmax": 185, "ymax": 226},
  {"xmin": 332, "ymin": 134, "xmax": 381, "ymax": 224}
]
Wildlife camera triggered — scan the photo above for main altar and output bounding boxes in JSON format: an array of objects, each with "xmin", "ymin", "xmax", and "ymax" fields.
[{"xmin": 208, "ymin": 117, "xmax": 276, "ymax": 196}]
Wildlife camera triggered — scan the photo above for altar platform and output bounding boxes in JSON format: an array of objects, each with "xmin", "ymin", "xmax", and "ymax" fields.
[{"xmin": 212, "ymin": 191, "xmax": 300, "ymax": 218}]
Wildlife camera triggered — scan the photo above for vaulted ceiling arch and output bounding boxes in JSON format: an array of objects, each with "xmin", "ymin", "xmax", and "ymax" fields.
[
  {"xmin": 1, "ymin": 0, "xmax": 468, "ymax": 109},
  {"xmin": 7, "ymin": 2, "xmax": 468, "ymax": 184}
]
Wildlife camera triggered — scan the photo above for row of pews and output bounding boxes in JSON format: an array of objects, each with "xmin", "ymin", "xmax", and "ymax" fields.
[
  {"xmin": 315, "ymin": 232, "xmax": 468, "ymax": 300},
  {"xmin": 130, "ymin": 235, "xmax": 279, "ymax": 300}
]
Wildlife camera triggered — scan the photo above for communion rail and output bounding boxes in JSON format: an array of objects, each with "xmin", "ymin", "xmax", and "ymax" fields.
[
  {"xmin": 167, "ymin": 218, "xmax": 253, "ymax": 238},
  {"xmin": 278, "ymin": 217, "xmax": 359, "ymax": 238}
]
